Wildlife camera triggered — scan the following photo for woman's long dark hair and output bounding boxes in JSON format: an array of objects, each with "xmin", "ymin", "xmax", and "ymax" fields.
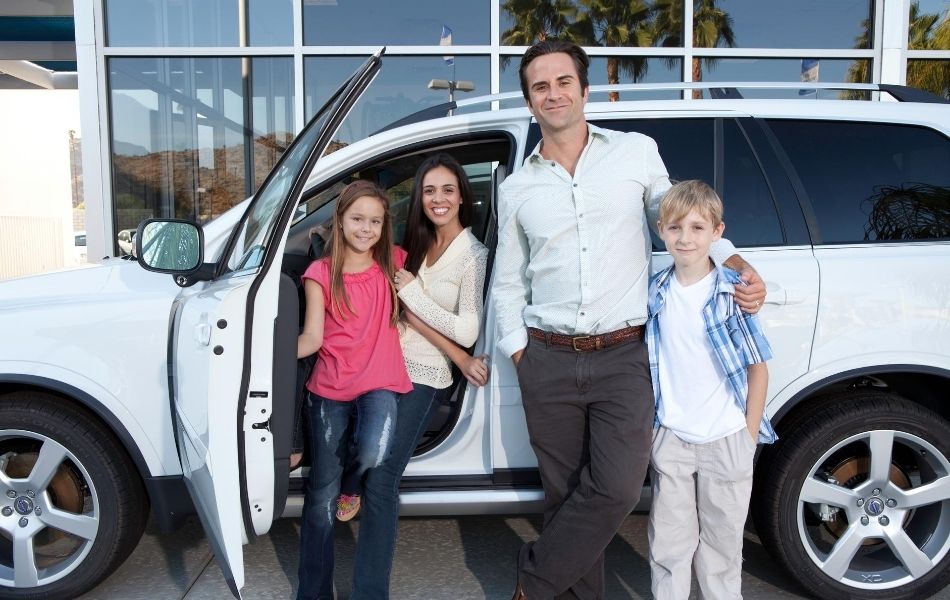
[{"xmin": 402, "ymin": 153, "xmax": 474, "ymax": 274}]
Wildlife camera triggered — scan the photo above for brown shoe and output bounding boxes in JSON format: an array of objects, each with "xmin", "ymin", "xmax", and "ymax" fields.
[{"xmin": 511, "ymin": 582, "xmax": 526, "ymax": 600}]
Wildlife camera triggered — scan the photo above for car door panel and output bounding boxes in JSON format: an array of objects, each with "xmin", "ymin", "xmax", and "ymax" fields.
[{"xmin": 168, "ymin": 51, "xmax": 384, "ymax": 598}]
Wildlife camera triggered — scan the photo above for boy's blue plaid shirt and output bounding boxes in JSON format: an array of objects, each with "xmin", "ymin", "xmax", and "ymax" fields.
[{"xmin": 646, "ymin": 264, "xmax": 778, "ymax": 444}]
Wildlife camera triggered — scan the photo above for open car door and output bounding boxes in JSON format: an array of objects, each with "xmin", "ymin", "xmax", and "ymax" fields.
[{"xmin": 156, "ymin": 50, "xmax": 383, "ymax": 598}]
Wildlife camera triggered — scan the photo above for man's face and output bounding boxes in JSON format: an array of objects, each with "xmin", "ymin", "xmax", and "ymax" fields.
[{"xmin": 524, "ymin": 52, "xmax": 589, "ymax": 136}]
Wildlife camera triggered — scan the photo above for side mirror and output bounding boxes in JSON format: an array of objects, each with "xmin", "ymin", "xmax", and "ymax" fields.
[{"xmin": 135, "ymin": 219, "xmax": 213, "ymax": 286}]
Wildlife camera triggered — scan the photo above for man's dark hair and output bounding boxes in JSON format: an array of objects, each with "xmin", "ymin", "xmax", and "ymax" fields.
[{"xmin": 518, "ymin": 40, "xmax": 591, "ymax": 101}]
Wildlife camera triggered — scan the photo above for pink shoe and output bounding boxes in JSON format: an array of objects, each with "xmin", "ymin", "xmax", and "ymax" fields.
[{"xmin": 336, "ymin": 494, "xmax": 361, "ymax": 521}]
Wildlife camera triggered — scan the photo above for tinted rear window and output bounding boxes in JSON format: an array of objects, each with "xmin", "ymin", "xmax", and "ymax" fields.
[{"xmin": 767, "ymin": 119, "xmax": 950, "ymax": 243}]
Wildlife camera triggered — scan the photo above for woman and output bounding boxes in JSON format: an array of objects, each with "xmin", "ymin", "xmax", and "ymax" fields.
[{"xmin": 347, "ymin": 153, "xmax": 490, "ymax": 598}]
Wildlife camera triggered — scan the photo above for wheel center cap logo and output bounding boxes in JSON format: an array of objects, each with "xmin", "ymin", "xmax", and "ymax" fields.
[
  {"xmin": 14, "ymin": 496, "xmax": 34, "ymax": 515},
  {"xmin": 865, "ymin": 497, "xmax": 885, "ymax": 517}
]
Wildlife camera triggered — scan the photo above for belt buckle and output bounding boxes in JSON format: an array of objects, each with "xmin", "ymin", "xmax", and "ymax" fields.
[{"xmin": 571, "ymin": 335, "xmax": 591, "ymax": 352}]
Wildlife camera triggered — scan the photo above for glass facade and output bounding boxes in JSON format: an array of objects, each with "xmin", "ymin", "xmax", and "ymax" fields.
[
  {"xmin": 910, "ymin": 0, "xmax": 950, "ymax": 50},
  {"xmin": 305, "ymin": 55, "xmax": 491, "ymax": 145},
  {"xmin": 90, "ymin": 0, "xmax": 949, "ymax": 253},
  {"xmin": 105, "ymin": 0, "xmax": 240, "ymax": 47},
  {"xmin": 108, "ymin": 57, "xmax": 294, "ymax": 236},
  {"xmin": 692, "ymin": 0, "xmax": 873, "ymax": 49},
  {"xmin": 304, "ymin": 0, "xmax": 490, "ymax": 46}
]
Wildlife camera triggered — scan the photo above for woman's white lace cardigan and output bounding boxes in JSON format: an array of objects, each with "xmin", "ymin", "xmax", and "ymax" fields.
[{"xmin": 398, "ymin": 228, "xmax": 488, "ymax": 389}]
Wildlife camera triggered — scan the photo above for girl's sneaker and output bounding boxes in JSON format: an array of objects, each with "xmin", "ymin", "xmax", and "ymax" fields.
[{"xmin": 336, "ymin": 494, "xmax": 361, "ymax": 521}]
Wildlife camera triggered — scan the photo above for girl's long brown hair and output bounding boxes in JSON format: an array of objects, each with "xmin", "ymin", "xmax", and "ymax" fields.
[{"xmin": 326, "ymin": 179, "xmax": 400, "ymax": 327}]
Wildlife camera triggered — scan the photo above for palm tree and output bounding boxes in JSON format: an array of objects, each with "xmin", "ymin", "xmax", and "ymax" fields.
[
  {"xmin": 842, "ymin": 17, "xmax": 873, "ymax": 98},
  {"xmin": 908, "ymin": 1, "xmax": 940, "ymax": 50},
  {"xmin": 691, "ymin": 0, "xmax": 736, "ymax": 98},
  {"xmin": 651, "ymin": 0, "xmax": 735, "ymax": 98},
  {"xmin": 905, "ymin": 2, "xmax": 950, "ymax": 98},
  {"xmin": 500, "ymin": 0, "xmax": 580, "ymax": 58},
  {"xmin": 573, "ymin": 0, "xmax": 653, "ymax": 101}
]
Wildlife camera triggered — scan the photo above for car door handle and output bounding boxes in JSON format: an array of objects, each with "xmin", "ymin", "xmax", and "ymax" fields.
[
  {"xmin": 195, "ymin": 323, "xmax": 211, "ymax": 346},
  {"xmin": 763, "ymin": 282, "xmax": 806, "ymax": 306}
]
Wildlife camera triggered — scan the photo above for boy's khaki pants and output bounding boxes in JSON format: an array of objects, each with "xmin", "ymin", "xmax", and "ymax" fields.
[{"xmin": 648, "ymin": 426, "xmax": 757, "ymax": 600}]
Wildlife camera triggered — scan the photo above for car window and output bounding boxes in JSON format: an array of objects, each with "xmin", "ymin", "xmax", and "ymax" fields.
[
  {"xmin": 767, "ymin": 119, "xmax": 950, "ymax": 243},
  {"xmin": 590, "ymin": 118, "xmax": 785, "ymax": 249},
  {"xmin": 291, "ymin": 137, "xmax": 511, "ymax": 252},
  {"xmin": 722, "ymin": 120, "xmax": 785, "ymax": 247}
]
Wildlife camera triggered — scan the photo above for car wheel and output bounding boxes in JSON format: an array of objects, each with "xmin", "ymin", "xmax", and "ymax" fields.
[
  {"xmin": 753, "ymin": 390, "xmax": 950, "ymax": 600},
  {"xmin": 0, "ymin": 392, "xmax": 148, "ymax": 599}
]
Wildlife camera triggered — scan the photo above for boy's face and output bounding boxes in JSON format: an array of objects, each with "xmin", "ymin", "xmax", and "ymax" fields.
[{"xmin": 658, "ymin": 208, "xmax": 725, "ymax": 270}]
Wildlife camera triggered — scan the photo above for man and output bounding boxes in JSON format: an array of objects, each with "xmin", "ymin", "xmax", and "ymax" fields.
[{"xmin": 492, "ymin": 40, "xmax": 766, "ymax": 600}]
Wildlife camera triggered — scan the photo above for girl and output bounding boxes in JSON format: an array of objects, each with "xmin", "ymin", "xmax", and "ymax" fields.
[
  {"xmin": 346, "ymin": 153, "xmax": 491, "ymax": 597},
  {"xmin": 295, "ymin": 180, "xmax": 412, "ymax": 600}
]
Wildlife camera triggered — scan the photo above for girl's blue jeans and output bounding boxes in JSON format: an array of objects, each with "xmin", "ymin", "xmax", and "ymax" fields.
[
  {"xmin": 296, "ymin": 389, "xmax": 397, "ymax": 600},
  {"xmin": 350, "ymin": 383, "xmax": 446, "ymax": 599}
]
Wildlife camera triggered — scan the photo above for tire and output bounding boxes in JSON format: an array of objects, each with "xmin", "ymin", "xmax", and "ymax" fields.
[
  {"xmin": 0, "ymin": 392, "xmax": 149, "ymax": 599},
  {"xmin": 753, "ymin": 390, "xmax": 950, "ymax": 600}
]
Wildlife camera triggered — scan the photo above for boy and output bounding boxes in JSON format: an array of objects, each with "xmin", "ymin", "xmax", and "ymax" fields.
[{"xmin": 645, "ymin": 180, "xmax": 777, "ymax": 600}]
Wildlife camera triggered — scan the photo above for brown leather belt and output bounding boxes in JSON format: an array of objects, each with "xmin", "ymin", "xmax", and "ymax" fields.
[{"xmin": 528, "ymin": 325, "xmax": 645, "ymax": 352}]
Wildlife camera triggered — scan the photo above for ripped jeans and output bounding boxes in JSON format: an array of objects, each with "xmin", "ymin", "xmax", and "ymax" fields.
[{"xmin": 296, "ymin": 389, "xmax": 397, "ymax": 600}]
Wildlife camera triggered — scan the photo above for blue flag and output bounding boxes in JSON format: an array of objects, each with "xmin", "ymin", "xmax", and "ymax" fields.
[
  {"xmin": 800, "ymin": 59, "xmax": 819, "ymax": 96},
  {"xmin": 441, "ymin": 25, "xmax": 454, "ymax": 66}
]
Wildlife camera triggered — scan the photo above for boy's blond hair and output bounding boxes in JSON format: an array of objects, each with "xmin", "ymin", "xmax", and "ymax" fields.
[{"xmin": 658, "ymin": 180, "xmax": 724, "ymax": 227}]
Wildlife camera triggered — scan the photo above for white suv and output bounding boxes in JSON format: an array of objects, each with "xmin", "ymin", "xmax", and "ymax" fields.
[{"xmin": 1, "ymin": 52, "xmax": 949, "ymax": 600}]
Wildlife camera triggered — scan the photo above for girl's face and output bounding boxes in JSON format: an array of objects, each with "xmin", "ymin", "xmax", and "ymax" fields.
[
  {"xmin": 340, "ymin": 195, "xmax": 386, "ymax": 254},
  {"xmin": 421, "ymin": 166, "xmax": 462, "ymax": 229}
]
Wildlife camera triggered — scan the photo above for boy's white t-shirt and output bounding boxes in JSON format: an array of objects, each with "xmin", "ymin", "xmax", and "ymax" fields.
[{"xmin": 656, "ymin": 270, "xmax": 747, "ymax": 444}]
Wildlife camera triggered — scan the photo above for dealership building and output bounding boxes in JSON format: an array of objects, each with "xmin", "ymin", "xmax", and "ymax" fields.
[{"xmin": 1, "ymin": 0, "xmax": 948, "ymax": 264}]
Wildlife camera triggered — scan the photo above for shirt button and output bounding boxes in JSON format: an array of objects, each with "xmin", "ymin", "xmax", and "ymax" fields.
[
  {"xmin": 572, "ymin": 183, "xmax": 578, "ymax": 188},
  {"xmin": 582, "ymin": 247, "xmax": 587, "ymax": 252},
  {"xmin": 579, "ymin": 213, "xmax": 583, "ymax": 218},
  {"xmin": 580, "ymin": 311, "xmax": 586, "ymax": 316}
]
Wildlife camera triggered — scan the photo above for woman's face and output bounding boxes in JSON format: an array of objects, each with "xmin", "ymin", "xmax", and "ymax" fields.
[{"xmin": 421, "ymin": 165, "xmax": 462, "ymax": 229}]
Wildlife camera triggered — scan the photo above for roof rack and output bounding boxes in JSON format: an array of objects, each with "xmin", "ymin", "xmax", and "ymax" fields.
[
  {"xmin": 455, "ymin": 82, "xmax": 948, "ymax": 107},
  {"xmin": 375, "ymin": 82, "xmax": 948, "ymax": 135}
]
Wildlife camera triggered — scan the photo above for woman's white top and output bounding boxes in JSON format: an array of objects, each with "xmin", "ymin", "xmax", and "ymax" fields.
[{"xmin": 398, "ymin": 227, "xmax": 489, "ymax": 389}]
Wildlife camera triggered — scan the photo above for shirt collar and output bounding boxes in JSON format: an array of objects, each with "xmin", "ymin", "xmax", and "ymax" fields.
[
  {"xmin": 526, "ymin": 122, "xmax": 612, "ymax": 165},
  {"xmin": 651, "ymin": 262, "xmax": 737, "ymax": 313}
]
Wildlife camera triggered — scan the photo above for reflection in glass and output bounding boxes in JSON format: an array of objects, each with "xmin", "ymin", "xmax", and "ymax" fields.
[
  {"xmin": 305, "ymin": 56, "xmax": 490, "ymax": 146},
  {"xmin": 499, "ymin": 0, "xmax": 688, "ymax": 98},
  {"xmin": 696, "ymin": 58, "xmax": 870, "ymax": 99},
  {"xmin": 249, "ymin": 0, "xmax": 293, "ymax": 46},
  {"xmin": 108, "ymin": 57, "xmax": 294, "ymax": 243},
  {"xmin": 225, "ymin": 54, "xmax": 378, "ymax": 275},
  {"xmin": 864, "ymin": 184, "xmax": 950, "ymax": 240},
  {"xmin": 104, "ymin": 0, "xmax": 239, "ymax": 47},
  {"xmin": 907, "ymin": 60, "xmax": 950, "ymax": 98},
  {"xmin": 139, "ymin": 221, "xmax": 201, "ymax": 271},
  {"xmin": 908, "ymin": 0, "xmax": 950, "ymax": 50},
  {"xmin": 500, "ymin": 0, "xmax": 683, "ymax": 48},
  {"xmin": 501, "ymin": 0, "xmax": 812, "ymax": 62},
  {"xmin": 304, "ymin": 0, "xmax": 489, "ymax": 45},
  {"xmin": 692, "ymin": 0, "xmax": 871, "ymax": 49}
]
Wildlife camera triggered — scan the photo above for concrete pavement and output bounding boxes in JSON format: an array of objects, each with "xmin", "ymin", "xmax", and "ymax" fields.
[{"xmin": 78, "ymin": 513, "xmax": 949, "ymax": 599}]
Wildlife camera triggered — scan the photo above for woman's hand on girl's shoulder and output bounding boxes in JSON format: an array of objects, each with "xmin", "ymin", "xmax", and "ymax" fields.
[{"xmin": 394, "ymin": 268, "xmax": 414, "ymax": 292}]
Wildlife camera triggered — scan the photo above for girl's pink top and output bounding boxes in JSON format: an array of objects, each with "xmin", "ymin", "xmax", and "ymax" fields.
[{"xmin": 303, "ymin": 247, "xmax": 412, "ymax": 401}]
